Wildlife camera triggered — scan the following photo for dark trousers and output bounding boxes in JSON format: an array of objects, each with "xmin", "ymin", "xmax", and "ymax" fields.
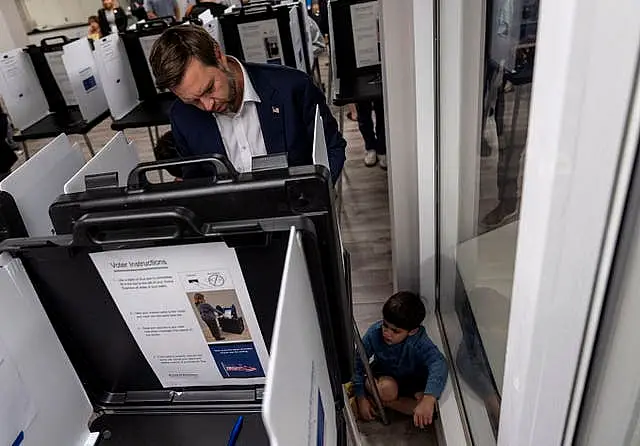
[
  {"xmin": 356, "ymin": 99, "xmax": 386, "ymax": 155},
  {"xmin": 497, "ymin": 138, "xmax": 525, "ymax": 212},
  {"xmin": 203, "ymin": 318, "xmax": 222, "ymax": 340}
]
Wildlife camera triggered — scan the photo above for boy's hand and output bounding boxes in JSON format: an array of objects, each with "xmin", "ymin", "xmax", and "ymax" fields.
[
  {"xmin": 357, "ymin": 396, "xmax": 377, "ymax": 421},
  {"xmin": 413, "ymin": 395, "xmax": 436, "ymax": 428}
]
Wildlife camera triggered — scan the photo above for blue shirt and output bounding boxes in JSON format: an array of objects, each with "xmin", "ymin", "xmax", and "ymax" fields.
[
  {"xmin": 354, "ymin": 320, "xmax": 448, "ymax": 398},
  {"xmin": 144, "ymin": 0, "xmax": 178, "ymax": 17}
]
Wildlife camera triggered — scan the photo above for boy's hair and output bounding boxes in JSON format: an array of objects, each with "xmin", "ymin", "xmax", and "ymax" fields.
[
  {"xmin": 88, "ymin": 15, "xmax": 99, "ymax": 24},
  {"xmin": 153, "ymin": 131, "xmax": 183, "ymax": 178},
  {"xmin": 382, "ymin": 291, "xmax": 426, "ymax": 331}
]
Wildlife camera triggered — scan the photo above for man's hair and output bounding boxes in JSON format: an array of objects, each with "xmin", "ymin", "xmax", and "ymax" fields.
[
  {"xmin": 382, "ymin": 291, "xmax": 426, "ymax": 331},
  {"xmin": 149, "ymin": 26, "xmax": 220, "ymax": 91}
]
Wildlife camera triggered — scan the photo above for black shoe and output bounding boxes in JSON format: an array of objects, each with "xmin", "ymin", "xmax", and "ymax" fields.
[
  {"xmin": 215, "ymin": 336, "xmax": 226, "ymax": 341},
  {"xmin": 481, "ymin": 202, "xmax": 517, "ymax": 229}
]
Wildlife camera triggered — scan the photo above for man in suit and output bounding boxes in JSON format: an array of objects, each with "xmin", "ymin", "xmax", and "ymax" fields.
[{"xmin": 149, "ymin": 26, "xmax": 346, "ymax": 182}]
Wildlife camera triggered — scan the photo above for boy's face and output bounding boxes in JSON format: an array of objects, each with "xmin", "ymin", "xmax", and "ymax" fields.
[{"xmin": 381, "ymin": 320, "xmax": 417, "ymax": 345}]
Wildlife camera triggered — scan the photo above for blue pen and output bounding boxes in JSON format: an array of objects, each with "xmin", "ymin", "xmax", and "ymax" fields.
[
  {"xmin": 227, "ymin": 415, "xmax": 244, "ymax": 446},
  {"xmin": 12, "ymin": 431, "xmax": 24, "ymax": 446}
]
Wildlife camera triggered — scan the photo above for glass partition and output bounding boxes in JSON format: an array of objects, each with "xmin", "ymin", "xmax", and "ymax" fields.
[{"xmin": 436, "ymin": 0, "xmax": 539, "ymax": 442}]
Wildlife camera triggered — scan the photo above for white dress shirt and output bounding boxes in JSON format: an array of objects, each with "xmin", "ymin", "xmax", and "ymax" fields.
[{"xmin": 213, "ymin": 58, "xmax": 267, "ymax": 173}]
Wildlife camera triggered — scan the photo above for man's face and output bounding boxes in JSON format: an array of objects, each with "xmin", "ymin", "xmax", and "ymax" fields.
[
  {"xmin": 174, "ymin": 57, "xmax": 238, "ymax": 113},
  {"xmin": 381, "ymin": 320, "xmax": 411, "ymax": 345}
]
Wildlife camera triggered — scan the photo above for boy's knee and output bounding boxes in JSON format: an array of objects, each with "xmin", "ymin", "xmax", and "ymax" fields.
[{"xmin": 376, "ymin": 377, "xmax": 399, "ymax": 402}]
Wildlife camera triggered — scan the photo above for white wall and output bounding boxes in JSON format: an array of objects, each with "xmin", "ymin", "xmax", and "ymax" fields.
[
  {"xmin": 19, "ymin": 0, "xmax": 103, "ymax": 30},
  {"xmin": 0, "ymin": 1, "xmax": 29, "ymax": 52},
  {"xmin": 380, "ymin": 0, "xmax": 420, "ymax": 293}
]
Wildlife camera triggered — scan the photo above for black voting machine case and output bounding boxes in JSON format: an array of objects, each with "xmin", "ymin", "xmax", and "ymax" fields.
[{"xmin": 1, "ymin": 157, "xmax": 352, "ymax": 445}]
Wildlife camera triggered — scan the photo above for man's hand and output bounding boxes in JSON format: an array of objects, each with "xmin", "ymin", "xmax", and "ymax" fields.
[
  {"xmin": 357, "ymin": 397, "xmax": 377, "ymax": 421},
  {"xmin": 413, "ymin": 395, "xmax": 436, "ymax": 428}
]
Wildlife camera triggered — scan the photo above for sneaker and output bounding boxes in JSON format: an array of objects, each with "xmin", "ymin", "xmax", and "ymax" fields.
[
  {"xmin": 481, "ymin": 202, "xmax": 517, "ymax": 229},
  {"xmin": 364, "ymin": 150, "xmax": 377, "ymax": 167},
  {"xmin": 378, "ymin": 154, "xmax": 387, "ymax": 170}
]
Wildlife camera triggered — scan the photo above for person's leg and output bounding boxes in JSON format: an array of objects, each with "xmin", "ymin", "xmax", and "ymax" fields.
[
  {"xmin": 373, "ymin": 99, "xmax": 387, "ymax": 169},
  {"xmin": 356, "ymin": 101, "xmax": 378, "ymax": 166},
  {"xmin": 205, "ymin": 319, "xmax": 224, "ymax": 340},
  {"xmin": 384, "ymin": 393, "xmax": 423, "ymax": 416},
  {"xmin": 482, "ymin": 136, "xmax": 523, "ymax": 228},
  {"xmin": 373, "ymin": 99, "xmax": 386, "ymax": 155}
]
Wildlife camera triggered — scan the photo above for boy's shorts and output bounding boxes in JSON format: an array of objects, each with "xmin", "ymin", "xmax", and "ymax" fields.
[{"xmin": 370, "ymin": 362, "xmax": 427, "ymax": 398}]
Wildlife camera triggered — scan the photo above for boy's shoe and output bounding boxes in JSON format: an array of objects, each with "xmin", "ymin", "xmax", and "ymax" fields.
[
  {"xmin": 378, "ymin": 154, "xmax": 387, "ymax": 170},
  {"xmin": 364, "ymin": 150, "xmax": 378, "ymax": 167}
]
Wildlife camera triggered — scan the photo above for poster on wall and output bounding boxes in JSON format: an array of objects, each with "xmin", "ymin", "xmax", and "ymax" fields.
[
  {"xmin": 90, "ymin": 243, "xmax": 269, "ymax": 388},
  {"xmin": 350, "ymin": 1, "xmax": 381, "ymax": 68},
  {"xmin": 237, "ymin": 19, "xmax": 284, "ymax": 65}
]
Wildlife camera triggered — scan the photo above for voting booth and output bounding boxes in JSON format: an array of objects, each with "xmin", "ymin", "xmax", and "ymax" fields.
[
  {"xmin": 0, "ymin": 158, "xmax": 353, "ymax": 445},
  {"xmin": 220, "ymin": 1, "xmax": 311, "ymax": 73},
  {"xmin": 0, "ymin": 37, "xmax": 109, "ymax": 145},
  {"xmin": 328, "ymin": 0, "xmax": 382, "ymax": 109},
  {"xmin": 0, "ymin": 134, "xmax": 86, "ymax": 239}
]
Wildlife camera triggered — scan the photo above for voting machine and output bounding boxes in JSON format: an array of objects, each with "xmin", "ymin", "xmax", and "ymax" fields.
[
  {"xmin": 0, "ymin": 158, "xmax": 352, "ymax": 445},
  {"xmin": 220, "ymin": 1, "xmax": 311, "ymax": 73},
  {"xmin": 0, "ymin": 37, "xmax": 109, "ymax": 134}
]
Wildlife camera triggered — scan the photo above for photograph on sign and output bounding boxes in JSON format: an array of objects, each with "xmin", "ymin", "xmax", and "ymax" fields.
[{"xmin": 238, "ymin": 19, "xmax": 284, "ymax": 65}]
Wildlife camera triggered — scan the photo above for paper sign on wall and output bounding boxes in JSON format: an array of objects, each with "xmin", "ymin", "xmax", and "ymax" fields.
[
  {"xmin": 90, "ymin": 243, "xmax": 269, "ymax": 388},
  {"xmin": 238, "ymin": 19, "xmax": 284, "ymax": 65},
  {"xmin": 350, "ymin": 1, "xmax": 381, "ymax": 68}
]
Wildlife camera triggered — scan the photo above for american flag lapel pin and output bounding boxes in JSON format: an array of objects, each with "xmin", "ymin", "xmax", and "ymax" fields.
[{"xmin": 272, "ymin": 105, "xmax": 280, "ymax": 116}]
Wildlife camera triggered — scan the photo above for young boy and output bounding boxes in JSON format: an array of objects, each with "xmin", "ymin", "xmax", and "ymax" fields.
[
  {"xmin": 353, "ymin": 291, "xmax": 448, "ymax": 428},
  {"xmin": 87, "ymin": 16, "xmax": 101, "ymax": 41}
]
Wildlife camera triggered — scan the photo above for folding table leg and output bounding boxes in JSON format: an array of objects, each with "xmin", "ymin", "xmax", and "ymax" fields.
[
  {"xmin": 339, "ymin": 105, "xmax": 345, "ymax": 134},
  {"xmin": 353, "ymin": 318, "xmax": 389, "ymax": 425},
  {"xmin": 82, "ymin": 134, "xmax": 95, "ymax": 157}
]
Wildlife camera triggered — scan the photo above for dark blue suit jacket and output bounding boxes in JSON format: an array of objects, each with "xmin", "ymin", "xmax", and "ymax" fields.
[{"xmin": 171, "ymin": 63, "xmax": 346, "ymax": 182}]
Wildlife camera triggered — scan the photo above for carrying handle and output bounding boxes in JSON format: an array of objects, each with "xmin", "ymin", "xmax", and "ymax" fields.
[
  {"xmin": 73, "ymin": 207, "xmax": 202, "ymax": 245},
  {"xmin": 239, "ymin": 1, "xmax": 274, "ymax": 15},
  {"xmin": 127, "ymin": 155, "xmax": 239, "ymax": 191},
  {"xmin": 40, "ymin": 36, "xmax": 70, "ymax": 47},
  {"xmin": 137, "ymin": 16, "xmax": 176, "ymax": 31}
]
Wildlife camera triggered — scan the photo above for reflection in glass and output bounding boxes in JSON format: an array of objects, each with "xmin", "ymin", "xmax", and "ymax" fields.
[{"xmin": 438, "ymin": 0, "xmax": 539, "ymax": 443}]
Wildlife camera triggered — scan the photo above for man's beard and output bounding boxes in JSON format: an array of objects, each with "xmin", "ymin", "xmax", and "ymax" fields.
[{"xmin": 224, "ymin": 68, "xmax": 239, "ymax": 113}]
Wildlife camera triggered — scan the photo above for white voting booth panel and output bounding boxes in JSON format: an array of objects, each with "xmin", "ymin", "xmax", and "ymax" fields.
[
  {"xmin": 0, "ymin": 253, "xmax": 94, "ymax": 446},
  {"xmin": 94, "ymin": 34, "xmax": 140, "ymax": 120},
  {"xmin": 62, "ymin": 38, "xmax": 109, "ymax": 122},
  {"xmin": 0, "ymin": 134, "xmax": 85, "ymax": 237},
  {"xmin": 64, "ymin": 132, "xmax": 140, "ymax": 194},
  {"xmin": 312, "ymin": 105, "xmax": 329, "ymax": 170},
  {"xmin": 199, "ymin": 10, "xmax": 225, "ymax": 51},
  {"xmin": 263, "ymin": 228, "xmax": 337, "ymax": 446},
  {"xmin": 0, "ymin": 49, "xmax": 50, "ymax": 130}
]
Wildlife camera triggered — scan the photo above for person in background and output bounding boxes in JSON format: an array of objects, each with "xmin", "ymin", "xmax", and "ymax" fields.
[
  {"xmin": 352, "ymin": 292, "xmax": 448, "ymax": 428},
  {"xmin": 193, "ymin": 293, "xmax": 225, "ymax": 341},
  {"xmin": 97, "ymin": 0, "xmax": 127, "ymax": 36},
  {"xmin": 145, "ymin": 0, "xmax": 180, "ymax": 20},
  {"xmin": 357, "ymin": 99, "xmax": 386, "ymax": 169},
  {"xmin": 87, "ymin": 16, "xmax": 102, "ymax": 41},
  {"xmin": 149, "ymin": 26, "xmax": 346, "ymax": 183}
]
